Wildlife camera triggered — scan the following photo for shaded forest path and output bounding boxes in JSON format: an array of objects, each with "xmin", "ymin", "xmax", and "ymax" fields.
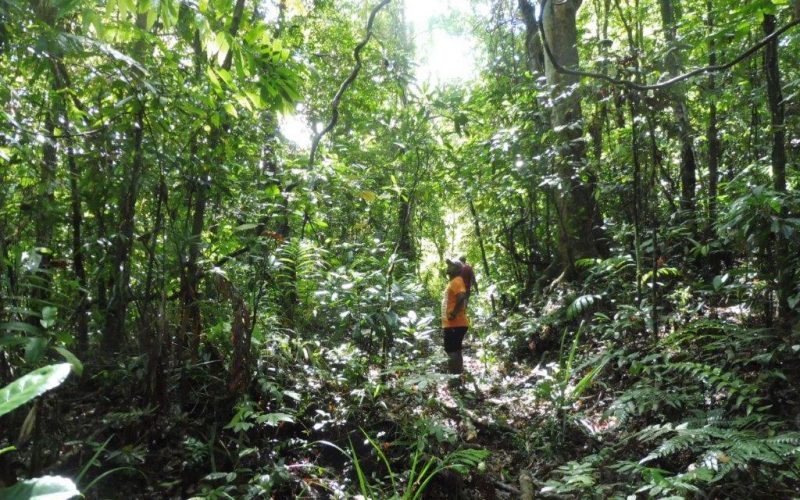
[{"xmin": 410, "ymin": 331, "xmax": 563, "ymax": 498}]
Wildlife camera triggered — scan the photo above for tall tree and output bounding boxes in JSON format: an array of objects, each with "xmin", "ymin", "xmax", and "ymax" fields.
[
  {"xmin": 763, "ymin": 12, "xmax": 791, "ymax": 324},
  {"xmin": 101, "ymin": 10, "xmax": 151, "ymax": 353},
  {"xmin": 181, "ymin": 0, "xmax": 247, "ymax": 360},
  {"xmin": 537, "ymin": 0, "xmax": 606, "ymax": 279},
  {"xmin": 705, "ymin": 0, "xmax": 720, "ymax": 234}
]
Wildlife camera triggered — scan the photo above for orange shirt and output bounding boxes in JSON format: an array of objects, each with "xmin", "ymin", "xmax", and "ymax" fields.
[{"xmin": 442, "ymin": 276, "xmax": 469, "ymax": 328}]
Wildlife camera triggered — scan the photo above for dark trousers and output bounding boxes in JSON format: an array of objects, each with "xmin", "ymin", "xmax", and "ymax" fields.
[{"xmin": 443, "ymin": 327, "xmax": 468, "ymax": 374}]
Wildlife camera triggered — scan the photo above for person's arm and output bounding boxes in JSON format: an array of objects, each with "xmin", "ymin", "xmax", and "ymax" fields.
[{"xmin": 448, "ymin": 292, "xmax": 468, "ymax": 320}]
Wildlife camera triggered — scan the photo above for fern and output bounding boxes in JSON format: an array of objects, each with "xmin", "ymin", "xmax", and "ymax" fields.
[
  {"xmin": 611, "ymin": 384, "xmax": 701, "ymax": 422},
  {"xmin": 565, "ymin": 294, "xmax": 601, "ymax": 320},
  {"xmin": 664, "ymin": 362, "xmax": 760, "ymax": 411},
  {"xmin": 640, "ymin": 266, "xmax": 680, "ymax": 285}
]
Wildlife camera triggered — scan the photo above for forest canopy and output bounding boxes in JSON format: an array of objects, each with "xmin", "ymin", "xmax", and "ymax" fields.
[{"xmin": 1, "ymin": 0, "xmax": 800, "ymax": 497}]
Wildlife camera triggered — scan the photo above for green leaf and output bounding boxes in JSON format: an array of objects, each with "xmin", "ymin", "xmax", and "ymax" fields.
[
  {"xmin": 283, "ymin": 390, "xmax": 301, "ymax": 401},
  {"xmin": 215, "ymin": 32, "xmax": 230, "ymax": 66},
  {"xmin": 25, "ymin": 337, "xmax": 49, "ymax": 365},
  {"xmin": 712, "ymin": 273, "xmax": 730, "ymax": 291},
  {"xmin": 40, "ymin": 306, "xmax": 57, "ymax": 329},
  {"xmin": 566, "ymin": 295, "xmax": 600, "ymax": 320},
  {"xmin": 0, "ymin": 475, "xmax": 79, "ymax": 500},
  {"xmin": 223, "ymin": 102, "xmax": 238, "ymax": 118},
  {"xmin": 0, "ymin": 364, "xmax": 72, "ymax": 417},
  {"xmin": 0, "ymin": 321, "xmax": 43, "ymax": 336},
  {"xmin": 62, "ymin": 34, "xmax": 147, "ymax": 75},
  {"xmin": 0, "ymin": 336, "xmax": 29, "ymax": 349},
  {"xmin": 53, "ymin": 0, "xmax": 85, "ymax": 19},
  {"xmin": 53, "ymin": 347, "xmax": 84, "ymax": 376},
  {"xmin": 206, "ymin": 66, "xmax": 222, "ymax": 91},
  {"xmin": 256, "ymin": 412, "xmax": 294, "ymax": 426}
]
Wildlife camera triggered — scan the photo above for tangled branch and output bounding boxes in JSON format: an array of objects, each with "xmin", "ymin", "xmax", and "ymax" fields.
[{"xmin": 537, "ymin": 0, "xmax": 800, "ymax": 91}]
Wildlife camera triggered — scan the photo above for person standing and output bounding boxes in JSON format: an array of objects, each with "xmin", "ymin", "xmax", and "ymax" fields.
[{"xmin": 442, "ymin": 258, "xmax": 469, "ymax": 377}]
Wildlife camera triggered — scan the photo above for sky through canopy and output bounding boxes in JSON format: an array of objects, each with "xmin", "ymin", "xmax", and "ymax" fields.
[{"xmin": 279, "ymin": 0, "xmax": 480, "ymax": 148}]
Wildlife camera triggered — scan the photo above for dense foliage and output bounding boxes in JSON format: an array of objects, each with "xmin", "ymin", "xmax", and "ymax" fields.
[{"xmin": 1, "ymin": 0, "xmax": 800, "ymax": 497}]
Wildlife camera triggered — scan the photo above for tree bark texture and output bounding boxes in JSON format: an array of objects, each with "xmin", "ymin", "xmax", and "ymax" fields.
[{"xmin": 518, "ymin": 0, "xmax": 544, "ymax": 75}]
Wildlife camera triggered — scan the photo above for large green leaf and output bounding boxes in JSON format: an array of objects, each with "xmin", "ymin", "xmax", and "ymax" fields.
[
  {"xmin": 52, "ymin": 347, "xmax": 83, "ymax": 376},
  {"xmin": 0, "ymin": 475, "xmax": 79, "ymax": 500},
  {"xmin": 0, "ymin": 364, "xmax": 71, "ymax": 417}
]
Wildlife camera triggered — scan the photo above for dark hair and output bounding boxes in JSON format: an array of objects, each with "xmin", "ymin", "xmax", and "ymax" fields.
[{"xmin": 459, "ymin": 256, "xmax": 467, "ymax": 263}]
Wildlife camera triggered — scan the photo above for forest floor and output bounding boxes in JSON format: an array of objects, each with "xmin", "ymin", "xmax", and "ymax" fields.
[
  {"xmin": 46, "ymin": 341, "xmax": 564, "ymax": 499},
  {"xmin": 27, "ymin": 301, "xmax": 800, "ymax": 499},
  {"xmin": 423, "ymin": 347, "xmax": 573, "ymax": 499}
]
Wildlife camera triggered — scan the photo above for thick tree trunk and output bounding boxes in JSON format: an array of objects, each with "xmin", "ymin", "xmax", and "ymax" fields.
[
  {"xmin": 763, "ymin": 14, "xmax": 792, "ymax": 324},
  {"xmin": 541, "ymin": 0, "xmax": 603, "ymax": 276}
]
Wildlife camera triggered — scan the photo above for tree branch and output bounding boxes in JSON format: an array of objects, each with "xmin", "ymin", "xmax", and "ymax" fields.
[
  {"xmin": 308, "ymin": 0, "xmax": 391, "ymax": 167},
  {"xmin": 537, "ymin": 0, "xmax": 800, "ymax": 91}
]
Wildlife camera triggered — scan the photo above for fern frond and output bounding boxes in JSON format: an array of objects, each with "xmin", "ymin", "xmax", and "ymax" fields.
[{"xmin": 565, "ymin": 294, "xmax": 601, "ymax": 320}]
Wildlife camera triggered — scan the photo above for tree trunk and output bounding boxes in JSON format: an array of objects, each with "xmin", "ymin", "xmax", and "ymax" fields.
[
  {"xmin": 397, "ymin": 199, "xmax": 414, "ymax": 261},
  {"xmin": 66, "ymin": 128, "xmax": 88, "ymax": 356},
  {"xmin": 101, "ymin": 9, "xmax": 151, "ymax": 353},
  {"xmin": 541, "ymin": 0, "xmax": 603, "ymax": 276},
  {"xmin": 51, "ymin": 61, "xmax": 89, "ymax": 356},
  {"xmin": 518, "ymin": 0, "xmax": 544, "ymax": 75},
  {"xmin": 763, "ymin": 13, "xmax": 791, "ymax": 324},
  {"xmin": 181, "ymin": 0, "xmax": 247, "ymax": 360},
  {"xmin": 29, "ymin": 113, "xmax": 56, "ymax": 319},
  {"xmin": 467, "ymin": 198, "xmax": 497, "ymax": 315},
  {"xmin": 705, "ymin": 0, "xmax": 722, "ymax": 277},
  {"xmin": 103, "ymin": 103, "xmax": 146, "ymax": 353},
  {"xmin": 706, "ymin": 13, "xmax": 719, "ymax": 232}
]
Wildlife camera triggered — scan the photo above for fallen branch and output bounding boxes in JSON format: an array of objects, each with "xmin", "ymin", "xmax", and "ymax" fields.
[{"xmin": 495, "ymin": 479, "xmax": 522, "ymax": 495}]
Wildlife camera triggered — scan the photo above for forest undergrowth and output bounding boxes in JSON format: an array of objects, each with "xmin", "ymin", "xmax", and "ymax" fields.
[{"xmin": 9, "ymin": 250, "xmax": 800, "ymax": 499}]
